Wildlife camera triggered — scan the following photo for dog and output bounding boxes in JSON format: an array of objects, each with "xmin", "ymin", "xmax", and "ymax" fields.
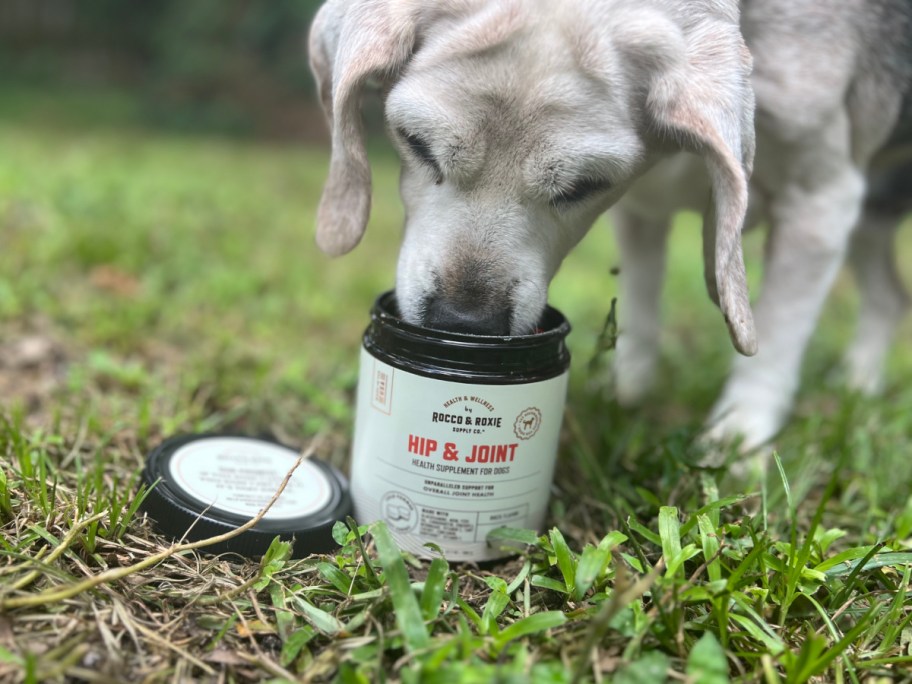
[{"xmin": 308, "ymin": 0, "xmax": 911, "ymax": 452}]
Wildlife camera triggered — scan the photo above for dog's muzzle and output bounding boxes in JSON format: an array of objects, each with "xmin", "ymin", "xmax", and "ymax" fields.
[{"xmin": 422, "ymin": 295, "xmax": 513, "ymax": 336}]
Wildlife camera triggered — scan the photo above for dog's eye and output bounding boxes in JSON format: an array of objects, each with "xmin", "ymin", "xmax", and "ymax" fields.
[
  {"xmin": 397, "ymin": 128, "xmax": 442, "ymax": 180},
  {"xmin": 550, "ymin": 177, "xmax": 612, "ymax": 208}
]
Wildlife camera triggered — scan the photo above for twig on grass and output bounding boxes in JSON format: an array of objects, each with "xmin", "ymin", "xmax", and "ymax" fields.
[
  {"xmin": 195, "ymin": 571, "xmax": 264, "ymax": 606},
  {"xmin": 0, "ymin": 438, "xmax": 321, "ymax": 611},
  {"xmin": 8, "ymin": 511, "xmax": 107, "ymax": 592}
]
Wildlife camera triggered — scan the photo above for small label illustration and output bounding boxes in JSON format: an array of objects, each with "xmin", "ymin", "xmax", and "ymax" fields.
[
  {"xmin": 513, "ymin": 407, "xmax": 542, "ymax": 440},
  {"xmin": 371, "ymin": 361, "xmax": 393, "ymax": 414},
  {"xmin": 381, "ymin": 491, "xmax": 418, "ymax": 532}
]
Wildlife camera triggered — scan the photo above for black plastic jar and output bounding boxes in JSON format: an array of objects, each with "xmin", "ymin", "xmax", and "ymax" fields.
[{"xmin": 350, "ymin": 291, "xmax": 571, "ymax": 562}]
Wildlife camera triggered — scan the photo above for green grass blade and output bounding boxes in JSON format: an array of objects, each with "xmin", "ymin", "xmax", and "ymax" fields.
[
  {"xmin": 280, "ymin": 627, "xmax": 316, "ymax": 667},
  {"xmin": 666, "ymin": 544, "xmax": 700, "ymax": 578},
  {"xmin": 480, "ymin": 585, "xmax": 510, "ymax": 635},
  {"xmin": 317, "ymin": 562, "xmax": 355, "ymax": 595},
  {"xmin": 813, "ymin": 545, "xmax": 879, "ymax": 574},
  {"xmin": 574, "ymin": 546, "xmax": 611, "ymax": 601},
  {"xmin": 679, "ymin": 495, "xmax": 748, "ymax": 537},
  {"xmin": 598, "ymin": 531, "xmax": 628, "ymax": 552},
  {"xmin": 725, "ymin": 535, "xmax": 770, "ymax": 591},
  {"xmin": 456, "ymin": 597, "xmax": 483, "ymax": 631},
  {"xmin": 494, "ymin": 611, "xmax": 567, "ymax": 652},
  {"xmin": 0, "ymin": 468, "xmax": 12, "ymax": 522},
  {"xmin": 855, "ymin": 656, "xmax": 912, "ymax": 669},
  {"xmin": 781, "ymin": 469, "xmax": 838, "ymax": 624},
  {"xmin": 659, "ymin": 507, "xmax": 682, "ymax": 576},
  {"xmin": 873, "ymin": 565, "xmax": 912, "ymax": 651},
  {"xmin": 550, "ymin": 528, "xmax": 577, "ymax": 596},
  {"xmin": 697, "ymin": 514, "xmax": 722, "ymax": 584},
  {"xmin": 686, "ymin": 632, "xmax": 729, "ymax": 684},
  {"xmin": 371, "ymin": 521, "xmax": 430, "ymax": 651},
  {"xmin": 773, "ymin": 452, "xmax": 793, "ymax": 517},
  {"xmin": 531, "ymin": 575, "xmax": 570, "ymax": 594},
  {"xmin": 793, "ymin": 604, "xmax": 880, "ymax": 683},
  {"xmin": 0, "ymin": 646, "xmax": 23, "ymax": 666},
  {"xmin": 627, "ymin": 517, "xmax": 662, "ymax": 547},
  {"xmin": 420, "ymin": 557, "xmax": 449, "ymax": 621},
  {"xmin": 350, "ymin": 517, "xmax": 379, "ymax": 586},
  {"xmin": 487, "ymin": 527, "xmax": 541, "ymax": 547},
  {"xmin": 506, "ymin": 558, "xmax": 532, "ymax": 595},
  {"xmin": 729, "ymin": 594, "xmax": 787, "ymax": 655},
  {"xmin": 826, "ymin": 551, "xmax": 912, "ymax": 578},
  {"xmin": 292, "ymin": 596, "xmax": 344, "ymax": 637},
  {"xmin": 116, "ymin": 478, "xmax": 154, "ymax": 540}
]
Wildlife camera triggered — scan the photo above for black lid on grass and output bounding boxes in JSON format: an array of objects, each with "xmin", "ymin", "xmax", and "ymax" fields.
[{"xmin": 140, "ymin": 434, "xmax": 351, "ymax": 558}]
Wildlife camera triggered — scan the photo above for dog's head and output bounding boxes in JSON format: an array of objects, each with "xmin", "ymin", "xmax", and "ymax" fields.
[{"xmin": 309, "ymin": 0, "xmax": 757, "ymax": 354}]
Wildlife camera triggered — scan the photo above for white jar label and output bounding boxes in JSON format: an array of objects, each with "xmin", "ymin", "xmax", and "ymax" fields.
[
  {"xmin": 168, "ymin": 437, "xmax": 334, "ymax": 521},
  {"xmin": 350, "ymin": 348, "xmax": 569, "ymax": 561}
]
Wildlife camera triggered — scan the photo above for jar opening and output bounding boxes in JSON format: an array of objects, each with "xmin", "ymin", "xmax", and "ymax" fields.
[
  {"xmin": 373, "ymin": 291, "xmax": 569, "ymax": 345},
  {"xmin": 363, "ymin": 291, "xmax": 571, "ymax": 384}
]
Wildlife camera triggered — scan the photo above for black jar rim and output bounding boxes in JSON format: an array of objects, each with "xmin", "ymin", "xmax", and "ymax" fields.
[{"xmin": 363, "ymin": 291, "xmax": 571, "ymax": 384}]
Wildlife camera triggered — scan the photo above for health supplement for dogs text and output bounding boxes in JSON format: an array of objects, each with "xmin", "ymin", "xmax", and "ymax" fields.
[{"xmin": 349, "ymin": 292, "xmax": 570, "ymax": 561}]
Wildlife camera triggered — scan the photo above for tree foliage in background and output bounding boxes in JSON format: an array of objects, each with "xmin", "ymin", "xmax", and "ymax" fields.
[{"xmin": 0, "ymin": 0, "xmax": 327, "ymax": 136}]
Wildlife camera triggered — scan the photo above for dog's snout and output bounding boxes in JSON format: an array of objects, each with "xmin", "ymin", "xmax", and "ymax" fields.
[{"xmin": 423, "ymin": 297, "xmax": 512, "ymax": 336}]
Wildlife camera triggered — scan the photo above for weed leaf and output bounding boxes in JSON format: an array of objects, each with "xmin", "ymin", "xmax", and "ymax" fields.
[
  {"xmin": 686, "ymin": 632, "xmax": 729, "ymax": 684},
  {"xmin": 420, "ymin": 557, "xmax": 449, "ymax": 621},
  {"xmin": 614, "ymin": 651, "xmax": 670, "ymax": 684},
  {"xmin": 293, "ymin": 596, "xmax": 344, "ymax": 636},
  {"xmin": 371, "ymin": 521, "xmax": 430, "ymax": 651}
]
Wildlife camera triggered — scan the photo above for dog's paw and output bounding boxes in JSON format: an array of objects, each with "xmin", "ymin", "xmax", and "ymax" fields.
[
  {"xmin": 725, "ymin": 446, "xmax": 772, "ymax": 485},
  {"xmin": 702, "ymin": 394, "xmax": 787, "ymax": 454},
  {"xmin": 695, "ymin": 427, "xmax": 772, "ymax": 501},
  {"xmin": 841, "ymin": 352, "xmax": 886, "ymax": 396},
  {"xmin": 613, "ymin": 338, "xmax": 659, "ymax": 407},
  {"xmin": 691, "ymin": 433, "xmax": 769, "ymax": 505}
]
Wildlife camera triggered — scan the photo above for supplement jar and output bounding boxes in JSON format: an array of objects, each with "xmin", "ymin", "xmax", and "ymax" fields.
[{"xmin": 350, "ymin": 291, "xmax": 571, "ymax": 561}]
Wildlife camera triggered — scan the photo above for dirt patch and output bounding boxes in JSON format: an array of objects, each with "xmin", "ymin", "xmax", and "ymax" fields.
[{"xmin": 0, "ymin": 325, "xmax": 68, "ymax": 421}]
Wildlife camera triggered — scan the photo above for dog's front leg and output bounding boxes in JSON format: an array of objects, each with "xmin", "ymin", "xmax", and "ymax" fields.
[
  {"xmin": 613, "ymin": 207, "xmax": 671, "ymax": 405},
  {"xmin": 612, "ymin": 155, "xmax": 707, "ymax": 405},
  {"xmin": 844, "ymin": 212, "xmax": 910, "ymax": 394},
  {"xmin": 706, "ymin": 112, "xmax": 866, "ymax": 450}
]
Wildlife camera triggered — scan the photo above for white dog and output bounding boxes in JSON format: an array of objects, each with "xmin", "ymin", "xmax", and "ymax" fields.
[{"xmin": 309, "ymin": 0, "xmax": 910, "ymax": 452}]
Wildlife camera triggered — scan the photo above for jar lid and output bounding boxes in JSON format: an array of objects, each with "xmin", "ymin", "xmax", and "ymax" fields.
[
  {"xmin": 140, "ymin": 434, "xmax": 352, "ymax": 558},
  {"xmin": 364, "ymin": 291, "xmax": 571, "ymax": 383}
]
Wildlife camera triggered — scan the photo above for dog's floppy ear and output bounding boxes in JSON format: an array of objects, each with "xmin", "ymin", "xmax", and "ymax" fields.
[
  {"xmin": 308, "ymin": 1, "xmax": 416, "ymax": 256},
  {"xmin": 620, "ymin": 6, "xmax": 757, "ymax": 355}
]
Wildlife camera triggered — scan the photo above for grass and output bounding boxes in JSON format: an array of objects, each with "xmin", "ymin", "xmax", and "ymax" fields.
[{"xmin": 1, "ymin": 84, "xmax": 912, "ymax": 683}]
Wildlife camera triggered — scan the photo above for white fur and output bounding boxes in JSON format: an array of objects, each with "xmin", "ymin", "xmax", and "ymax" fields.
[{"xmin": 310, "ymin": 0, "xmax": 910, "ymax": 453}]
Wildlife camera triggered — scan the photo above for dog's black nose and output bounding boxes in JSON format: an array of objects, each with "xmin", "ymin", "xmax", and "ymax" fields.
[{"xmin": 423, "ymin": 298, "xmax": 512, "ymax": 336}]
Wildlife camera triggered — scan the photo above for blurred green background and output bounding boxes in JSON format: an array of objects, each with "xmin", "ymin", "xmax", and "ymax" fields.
[{"xmin": 0, "ymin": 0, "xmax": 329, "ymax": 138}]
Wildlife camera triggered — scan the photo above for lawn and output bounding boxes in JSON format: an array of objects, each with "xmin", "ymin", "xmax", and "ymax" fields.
[{"xmin": 1, "ymin": 86, "xmax": 912, "ymax": 683}]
